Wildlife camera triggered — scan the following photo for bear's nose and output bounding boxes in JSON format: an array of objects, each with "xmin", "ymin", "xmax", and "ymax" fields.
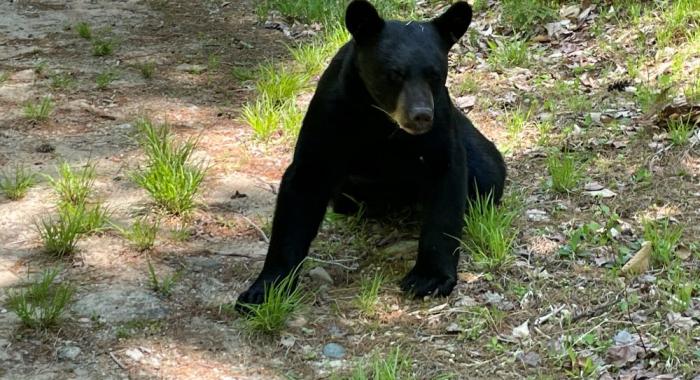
[{"xmin": 409, "ymin": 107, "xmax": 433, "ymax": 124}]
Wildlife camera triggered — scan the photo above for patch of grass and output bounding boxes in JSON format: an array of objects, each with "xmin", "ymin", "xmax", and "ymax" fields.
[
  {"xmin": 75, "ymin": 22, "xmax": 92, "ymax": 39},
  {"xmin": 95, "ymin": 69, "xmax": 118, "ymax": 89},
  {"xmin": 33, "ymin": 60, "xmax": 48, "ymax": 76},
  {"xmin": 488, "ymin": 39, "xmax": 529, "ymax": 69},
  {"xmin": 131, "ymin": 119, "xmax": 207, "ymax": 215},
  {"xmin": 643, "ymin": 219, "xmax": 683, "ymax": 267},
  {"xmin": 667, "ymin": 117, "xmax": 696, "ymax": 146},
  {"xmin": 58, "ymin": 201, "xmax": 110, "ymax": 234},
  {"xmin": 656, "ymin": 0, "xmax": 700, "ymax": 47},
  {"xmin": 462, "ymin": 193, "xmax": 518, "ymax": 270},
  {"xmin": 231, "ymin": 66, "xmax": 256, "ymax": 82},
  {"xmin": 456, "ymin": 75, "xmax": 479, "ymax": 95},
  {"xmin": 500, "ymin": 0, "xmax": 557, "ymax": 35},
  {"xmin": 138, "ymin": 61, "xmax": 156, "ymax": 79},
  {"xmin": 0, "ymin": 165, "xmax": 37, "ymax": 200},
  {"xmin": 23, "ymin": 96, "xmax": 54, "ymax": 121},
  {"xmin": 35, "ymin": 206, "xmax": 89, "ymax": 257},
  {"xmin": 504, "ymin": 107, "xmax": 531, "ymax": 139},
  {"xmin": 48, "ymin": 162, "xmax": 96, "ymax": 206},
  {"xmin": 6, "ymin": 268, "xmax": 74, "ymax": 330},
  {"xmin": 256, "ymin": 0, "xmax": 415, "ymax": 24},
  {"xmin": 346, "ymin": 347, "xmax": 413, "ymax": 380},
  {"xmin": 472, "ymin": 0, "xmax": 489, "ymax": 13},
  {"xmin": 242, "ymin": 96, "xmax": 281, "ymax": 141},
  {"xmin": 356, "ymin": 272, "xmax": 384, "ymax": 316},
  {"xmin": 116, "ymin": 218, "xmax": 158, "ymax": 252},
  {"xmin": 547, "ymin": 151, "xmax": 581, "ymax": 193},
  {"xmin": 289, "ymin": 41, "xmax": 328, "ymax": 76},
  {"xmin": 280, "ymin": 100, "xmax": 304, "ymax": 139},
  {"xmin": 239, "ymin": 270, "xmax": 305, "ymax": 335},
  {"xmin": 147, "ymin": 260, "xmax": 182, "ymax": 297},
  {"xmin": 92, "ymin": 38, "xmax": 114, "ymax": 56},
  {"xmin": 50, "ymin": 72, "xmax": 75, "ymax": 90},
  {"xmin": 663, "ymin": 263, "xmax": 695, "ymax": 312},
  {"xmin": 0, "ymin": 71, "xmax": 9, "ymax": 84},
  {"xmin": 536, "ymin": 120, "xmax": 554, "ymax": 146},
  {"xmin": 255, "ymin": 63, "xmax": 308, "ymax": 105}
]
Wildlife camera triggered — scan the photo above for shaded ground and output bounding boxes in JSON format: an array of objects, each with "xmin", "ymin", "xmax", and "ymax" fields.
[{"xmin": 1, "ymin": 1, "xmax": 699, "ymax": 380}]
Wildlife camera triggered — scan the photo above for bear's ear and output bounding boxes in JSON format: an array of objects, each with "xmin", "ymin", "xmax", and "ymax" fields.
[
  {"xmin": 431, "ymin": 2, "xmax": 472, "ymax": 48},
  {"xmin": 346, "ymin": 0, "xmax": 385, "ymax": 44}
]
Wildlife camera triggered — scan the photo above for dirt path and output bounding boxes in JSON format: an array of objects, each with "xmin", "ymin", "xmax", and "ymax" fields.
[{"xmin": 0, "ymin": 1, "xmax": 294, "ymax": 378}]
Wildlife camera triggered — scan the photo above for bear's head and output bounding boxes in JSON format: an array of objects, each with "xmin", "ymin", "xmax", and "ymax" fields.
[{"xmin": 346, "ymin": 1, "xmax": 472, "ymax": 135}]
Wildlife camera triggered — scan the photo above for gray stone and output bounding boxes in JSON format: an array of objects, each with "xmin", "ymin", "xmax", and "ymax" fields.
[
  {"xmin": 309, "ymin": 267, "xmax": 333, "ymax": 285},
  {"xmin": 322, "ymin": 343, "xmax": 345, "ymax": 359},
  {"xmin": 72, "ymin": 286, "xmax": 168, "ymax": 323},
  {"xmin": 57, "ymin": 346, "xmax": 81, "ymax": 361}
]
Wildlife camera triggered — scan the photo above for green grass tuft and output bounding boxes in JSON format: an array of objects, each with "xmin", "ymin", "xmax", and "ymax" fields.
[
  {"xmin": 345, "ymin": 347, "xmax": 413, "ymax": 380},
  {"xmin": 95, "ymin": 69, "xmax": 118, "ymax": 90},
  {"xmin": 488, "ymin": 39, "xmax": 529, "ymax": 69},
  {"xmin": 6, "ymin": 268, "xmax": 74, "ymax": 330},
  {"xmin": 0, "ymin": 71, "xmax": 9, "ymax": 84},
  {"xmin": 239, "ymin": 271, "xmax": 305, "ymax": 334},
  {"xmin": 356, "ymin": 272, "xmax": 384, "ymax": 316},
  {"xmin": 0, "ymin": 165, "xmax": 37, "ymax": 200},
  {"xmin": 117, "ymin": 218, "xmax": 159, "ymax": 252},
  {"xmin": 242, "ymin": 96, "xmax": 281, "ymax": 141},
  {"xmin": 50, "ymin": 72, "xmax": 75, "ymax": 89},
  {"xmin": 147, "ymin": 259, "xmax": 181, "ymax": 297},
  {"xmin": 75, "ymin": 22, "xmax": 92, "ymax": 39},
  {"xmin": 462, "ymin": 193, "xmax": 518, "ymax": 270},
  {"xmin": 255, "ymin": 63, "xmax": 308, "ymax": 105},
  {"xmin": 131, "ymin": 119, "xmax": 207, "ymax": 215},
  {"xmin": 92, "ymin": 38, "xmax": 114, "ymax": 56},
  {"xmin": 667, "ymin": 117, "xmax": 697, "ymax": 146},
  {"xmin": 547, "ymin": 151, "xmax": 581, "ymax": 193},
  {"xmin": 138, "ymin": 61, "xmax": 156, "ymax": 79},
  {"xmin": 35, "ymin": 212, "xmax": 84, "ymax": 257},
  {"xmin": 644, "ymin": 219, "xmax": 683, "ymax": 268},
  {"xmin": 500, "ymin": 0, "xmax": 557, "ymax": 35},
  {"xmin": 48, "ymin": 162, "xmax": 96, "ymax": 206},
  {"xmin": 23, "ymin": 96, "xmax": 54, "ymax": 121}
]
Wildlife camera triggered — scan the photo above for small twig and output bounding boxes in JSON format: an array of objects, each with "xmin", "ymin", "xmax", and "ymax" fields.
[
  {"xmin": 535, "ymin": 304, "xmax": 566, "ymax": 326},
  {"xmin": 305, "ymin": 257, "xmax": 357, "ymax": 270},
  {"xmin": 109, "ymin": 351, "xmax": 127, "ymax": 370},
  {"xmin": 571, "ymin": 291, "xmax": 623, "ymax": 322},
  {"xmin": 624, "ymin": 285, "xmax": 648, "ymax": 355},
  {"xmin": 235, "ymin": 213, "xmax": 269, "ymax": 243}
]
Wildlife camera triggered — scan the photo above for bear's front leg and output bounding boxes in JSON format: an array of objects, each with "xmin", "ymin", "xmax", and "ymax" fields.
[
  {"xmin": 235, "ymin": 161, "xmax": 337, "ymax": 309},
  {"xmin": 401, "ymin": 158, "xmax": 467, "ymax": 297}
]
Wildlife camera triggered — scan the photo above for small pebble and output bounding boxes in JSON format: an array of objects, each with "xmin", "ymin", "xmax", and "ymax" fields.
[{"xmin": 322, "ymin": 343, "xmax": 345, "ymax": 359}]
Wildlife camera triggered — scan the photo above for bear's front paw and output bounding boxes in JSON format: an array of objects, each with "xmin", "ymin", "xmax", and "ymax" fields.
[
  {"xmin": 400, "ymin": 268, "xmax": 456, "ymax": 298},
  {"xmin": 234, "ymin": 282, "xmax": 267, "ymax": 313}
]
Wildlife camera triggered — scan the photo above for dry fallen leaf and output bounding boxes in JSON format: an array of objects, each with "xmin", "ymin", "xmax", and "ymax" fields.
[{"xmin": 621, "ymin": 241, "xmax": 652, "ymax": 276}]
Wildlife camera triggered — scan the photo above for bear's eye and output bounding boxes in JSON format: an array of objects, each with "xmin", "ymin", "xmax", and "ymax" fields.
[{"xmin": 387, "ymin": 69, "xmax": 404, "ymax": 82}]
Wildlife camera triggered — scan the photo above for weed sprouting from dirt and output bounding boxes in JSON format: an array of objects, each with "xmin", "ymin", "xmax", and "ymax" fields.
[
  {"xmin": 138, "ymin": 61, "xmax": 156, "ymax": 79},
  {"xmin": 356, "ymin": 271, "xmax": 384, "ymax": 316},
  {"xmin": 75, "ymin": 22, "xmax": 92, "ymax": 39},
  {"xmin": 462, "ymin": 193, "xmax": 518, "ymax": 270},
  {"xmin": 343, "ymin": 347, "xmax": 413, "ymax": 380},
  {"xmin": 147, "ymin": 259, "xmax": 182, "ymax": 297},
  {"xmin": 23, "ymin": 96, "xmax": 54, "ymax": 121},
  {"xmin": 488, "ymin": 39, "xmax": 530, "ymax": 69},
  {"xmin": 48, "ymin": 162, "xmax": 96, "ymax": 205},
  {"xmin": 131, "ymin": 118, "xmax": 207, "ymax": 215},
  {"xmin": 92, "ymin": 38, "xmax": 115, "ymax": 56},
  {"xmin": 116, "ymin": 218, "xmax": 159, "ymax": 252},
  {"xmin": 239, "ymin": 271, "xmax": 305, "ymax": 335},
  {"xmin": 95, "ymin": 69, "xmax": 118, "ymax": 89},
  {"xmin": 643, "ymin": 219, "xmax": 683, "ymax": 267},
  {"xmin": 667, "ymin": 117, "xmax": 696, "ymax": 146},
  {"xmin": 6, "ymin": 268, "xmax": 74, "ymax": 330},
  {"xmin": 0, "ymin": 165, "xmax": 37, "ymax": 200},
  {"xmin": 500, "ymin": 0, "xmax": 557, "ymax": 35},
  {"xmin": 547, "ymin": 151, "xmax": 582, "ymax": 193}
]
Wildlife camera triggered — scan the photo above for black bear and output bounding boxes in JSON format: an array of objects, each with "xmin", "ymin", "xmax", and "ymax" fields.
[{"xmin": 236, "ymin": 0, "xmax": 506, "ymax": 308}]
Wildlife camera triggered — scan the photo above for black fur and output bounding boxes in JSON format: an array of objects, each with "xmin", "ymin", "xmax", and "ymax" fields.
[{"xmin": 236, "ymin": 1, "xmax": 506, "ymax": 309}]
